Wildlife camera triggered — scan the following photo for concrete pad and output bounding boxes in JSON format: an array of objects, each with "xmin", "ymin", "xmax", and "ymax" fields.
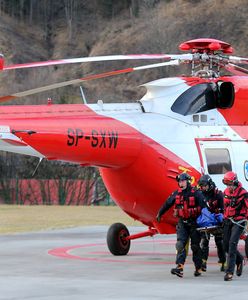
[{"xmin": 0, "ymin": 226, "xmax": 247, "ymax": 300}]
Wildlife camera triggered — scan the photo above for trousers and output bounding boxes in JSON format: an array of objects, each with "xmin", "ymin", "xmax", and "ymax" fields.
[
  {"xmin": 175, "ymin": 218, "xmax": 202, "ymax": 269},
  {"xmin": 223, "ymin": 218, "xmax": 245, "ymax": 274},
  {"xmin": 201, "ymin": 231, "xmax": 226, "ymax": 263}
]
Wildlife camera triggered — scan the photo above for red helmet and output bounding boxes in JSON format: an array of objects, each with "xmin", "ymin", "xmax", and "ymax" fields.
[{"xmin": 222, "ymin": 171, "xmax": 238, "ymax": 186}]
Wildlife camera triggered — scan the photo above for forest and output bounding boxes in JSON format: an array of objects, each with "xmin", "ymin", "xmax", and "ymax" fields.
[{"xmin": 0, "ymin": 0, "xmax": 247, "ymax": 204}]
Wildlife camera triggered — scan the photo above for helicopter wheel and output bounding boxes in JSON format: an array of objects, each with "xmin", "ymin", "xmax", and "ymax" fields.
[{"xmin": 107, "ymin": 222, "xmax": 130, "ymax": 255}]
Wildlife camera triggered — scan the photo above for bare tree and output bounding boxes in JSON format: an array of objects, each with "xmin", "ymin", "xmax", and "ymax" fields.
[{"xmin": 63, "ymin": 0, "xmax": 78, "ymax": 41}]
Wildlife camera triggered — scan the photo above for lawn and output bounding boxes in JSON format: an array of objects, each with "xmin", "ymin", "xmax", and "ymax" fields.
[{"xmin": 0, "ymin": 205, "xmax": 140, "ymax": 234}]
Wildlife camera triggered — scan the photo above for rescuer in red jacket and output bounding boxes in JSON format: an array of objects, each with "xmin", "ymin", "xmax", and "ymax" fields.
[
  {"xmin": 222, "ymin": 171, "xmax": 248, "ymax": 281},
  {"xmin": 156, "ymin": 172, "xmax": 206, "ymax": 278}
]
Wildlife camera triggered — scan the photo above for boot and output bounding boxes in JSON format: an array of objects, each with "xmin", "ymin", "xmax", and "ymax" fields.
[
  {"xmin": 219, "ymin": 262, "xmax": 226, "ymax": 272},
  {"xmin": 171, "ymin": 264, "xmax": 184, "ymax": 278},
  {"xmin": 201, "ymin": 260, "xmax": 207, "ymax": 272},
  {"xmin": 236, "ymin": 259, "xmax": 243, "ymax": 276},
  {"xmin": 224, "ymin": 273, "xmax": 233, "ymax": 281},
  {"xmin": 194, "ymin": 268, "xmax": 202, "ymax": 277}
]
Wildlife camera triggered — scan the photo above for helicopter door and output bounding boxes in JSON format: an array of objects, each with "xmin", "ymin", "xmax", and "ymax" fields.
[{"xmin": 198, "ymin": 140, "xmax": 234, "ymax": 189}]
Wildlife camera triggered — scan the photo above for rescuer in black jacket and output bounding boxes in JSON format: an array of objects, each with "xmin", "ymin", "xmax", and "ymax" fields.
[
  {"xmin": 156, "ymin": 173, "xmax": 206, "ymax": 278},
  {"xmin": 198, "ymin": 175, "xmax": 226, "ymax": 272}
]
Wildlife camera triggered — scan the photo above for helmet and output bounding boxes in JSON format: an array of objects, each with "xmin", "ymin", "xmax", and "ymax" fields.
[
  {"xmin": 176, "ymin": 173, "xmax": 191, "ymax": 182},
  {"xmin": 222, "ymin": 171, "xmax": 238, "ymax": 186},
  {"xmin": 198, "ymin": 174, "xmax": 215, "ymax": 190}
]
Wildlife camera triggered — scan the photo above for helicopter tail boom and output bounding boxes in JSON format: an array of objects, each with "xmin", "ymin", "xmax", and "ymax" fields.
[{"xmin": 0, "ymin": 104, "xmax": 143, "ymax": 168}]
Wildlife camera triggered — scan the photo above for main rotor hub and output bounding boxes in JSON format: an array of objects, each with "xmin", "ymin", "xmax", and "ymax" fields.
[
  {"xmin": 179, "ymin": 38, "xmax": 234, "ymax": 78},
  {"xmin": 179, "ymin": 38, "xmax": 234, "ymax": 54}
]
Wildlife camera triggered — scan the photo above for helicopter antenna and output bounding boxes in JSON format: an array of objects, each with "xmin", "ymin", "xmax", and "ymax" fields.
[
  {"xmin": 79, "ymin": 86, "xmax": 87, "ymax": 104},
  {"xmin": 31, "ymin": 157, "xmax": 43, "ymax": 177}
]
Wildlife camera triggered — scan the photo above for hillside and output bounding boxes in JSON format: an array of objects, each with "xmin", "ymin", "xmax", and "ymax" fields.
[{"xmin": 0, "ymin": 0, "xmax": 248, "ymax": 104}]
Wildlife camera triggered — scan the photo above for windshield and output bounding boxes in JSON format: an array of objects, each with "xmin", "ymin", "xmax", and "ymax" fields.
[{"xmin": 171, "ymin": 83, "xmax": 217, "ymax": 116}]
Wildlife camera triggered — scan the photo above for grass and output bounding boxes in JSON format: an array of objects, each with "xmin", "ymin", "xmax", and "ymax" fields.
[{"xmin": 0, "ymin": 205, "xmax": 140, "ymax": 234}]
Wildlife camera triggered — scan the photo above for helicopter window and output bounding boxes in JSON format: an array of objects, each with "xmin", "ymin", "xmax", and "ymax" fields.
[
  {"xmin": 192, "ymin": 114, "xmax": 207, "ymax": 122},
  {"xmin": 171, "ymin": 83, "xmax": 217, "ymax": 116},
  {"xmin": 200, "ymin": 115, "xmax": 207, "ymax": 122},
  {"xmin": 193, "ymin": 115, "xmax": 199, "ymax": 122},
  {"xmin": 205, "ymin": 148, "xmax": 232, "ymax": 174}
]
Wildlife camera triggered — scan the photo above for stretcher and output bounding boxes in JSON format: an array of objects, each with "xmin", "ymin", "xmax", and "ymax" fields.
[
  {"xmin": 197, "ymin": 224, "xmax": 248, "ymax": 257},
  {"xmin": 197, "ymin": 225, "xmax": 224, "ymax": 236}
]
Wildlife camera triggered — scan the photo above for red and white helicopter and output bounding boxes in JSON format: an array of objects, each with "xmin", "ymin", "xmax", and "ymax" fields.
[{"xmin": 1, "ymin": 38, "xmax": 248, "ymax": 255}]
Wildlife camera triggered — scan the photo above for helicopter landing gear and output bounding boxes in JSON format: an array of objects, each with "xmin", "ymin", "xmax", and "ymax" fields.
[
  {"xmin": 107, "ymin": 223, "xmax": 130, "ymax": 255},
  {"xmin": 107, "ymin": 223, "xmax": 158, "ymax": 255}
]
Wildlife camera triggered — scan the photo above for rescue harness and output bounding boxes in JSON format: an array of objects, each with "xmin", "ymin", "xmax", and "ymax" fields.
[
  {"xmin": 224, "ymin": 186, "xmax": 248, "ymax": 221},
  {"xmin": 174, "ymin": 188, "xmax": 201, "ymax": 219}
]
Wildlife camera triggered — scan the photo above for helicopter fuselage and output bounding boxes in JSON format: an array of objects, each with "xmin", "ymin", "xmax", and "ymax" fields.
[{"xmin": 0, "ymin": 75, "xmax": 248, "ymax": 234}]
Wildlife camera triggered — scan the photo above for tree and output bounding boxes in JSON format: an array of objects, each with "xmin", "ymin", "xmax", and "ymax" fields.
[{"xmin": 63, "ymin": 0, "xmax": 78, "ymax": 41}]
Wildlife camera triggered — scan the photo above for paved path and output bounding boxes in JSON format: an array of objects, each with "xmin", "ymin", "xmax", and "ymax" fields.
[{"xmin": 0, "ymin": 226, "xmax": 247, "ymax": 300}]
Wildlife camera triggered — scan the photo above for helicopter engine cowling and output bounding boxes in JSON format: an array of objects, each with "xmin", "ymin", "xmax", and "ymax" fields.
[{"xmin": 216, "ymin": 81, "xmax": 235, "ymax": 109}]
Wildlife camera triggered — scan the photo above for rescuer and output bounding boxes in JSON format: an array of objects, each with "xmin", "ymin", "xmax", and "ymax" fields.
[
  {"xmin": 198, "ymin": 174, "xmax": 226, "ymax": 272},
  {"xmin": 156, "ymin": 172, "xmax": 206, "ymax": 278},
  {"xmin": 222, "ymin": 171, "xmax": 248, "ymax": 281}
]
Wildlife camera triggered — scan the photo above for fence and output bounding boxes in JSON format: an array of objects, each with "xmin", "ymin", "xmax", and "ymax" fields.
[{"xmin": 0, "ymin": 178, "xmax": 111, "ymax": 205}]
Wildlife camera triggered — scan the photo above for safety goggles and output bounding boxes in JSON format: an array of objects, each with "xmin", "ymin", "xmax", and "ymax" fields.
[{"xmin": 222, "ymin": 179, "xmax": 234, "ymax": 186}]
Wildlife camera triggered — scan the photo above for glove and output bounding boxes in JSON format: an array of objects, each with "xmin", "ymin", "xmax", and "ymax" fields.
[{"xmin": 156, "ymin": 214, "xmax": 161, "ymax": 223}]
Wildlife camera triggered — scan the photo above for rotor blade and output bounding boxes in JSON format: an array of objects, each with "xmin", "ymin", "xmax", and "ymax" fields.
[
  {"xmin": 224, "ymin": 63, "xmax": 248, "ymax": 76},
  {"xmin": 227, "ymin": 56, "xmax": 248, "ymax": 65},
  {"xmin": 2, "ymin": 54, "xmax": 191, "ymax": 71},
  {"xmin": 0, "ymin": 60, "xmax": 179, "ymax": 103}
]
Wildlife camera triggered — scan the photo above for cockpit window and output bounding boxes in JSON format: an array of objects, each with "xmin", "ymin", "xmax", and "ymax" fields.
[{"xmin": 171, "ymin": 83, "xmax": 217, "ymax": 116}]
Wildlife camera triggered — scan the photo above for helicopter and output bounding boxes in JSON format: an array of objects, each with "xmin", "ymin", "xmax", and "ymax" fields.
[{"xmin": 0, "ymin": 38, "xmax": 248, "ymax": 256}]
